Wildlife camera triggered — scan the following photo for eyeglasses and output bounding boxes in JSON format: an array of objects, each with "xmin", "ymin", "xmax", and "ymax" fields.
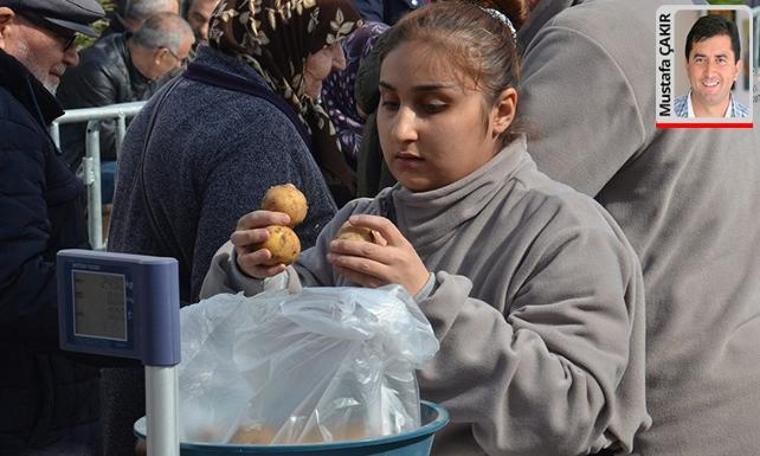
[
  {"xmin": 162, "ymin": 47, "xmax": 188, "ymax": 67},
  {"xmin": 17, "ymin": 11, "xmax": 77, "ymax": 51}
]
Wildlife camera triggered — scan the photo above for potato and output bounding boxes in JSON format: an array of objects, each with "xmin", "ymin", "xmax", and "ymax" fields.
[
  {"xmin": 230, "ymin": 425, "xmax": 276, "ymax": 445},
  {"xmin": 230, "ymin": 423, "xmax": 372, "ymax": 445},
  {"xmin": 334, "ymin": 222, "xmax": 385, "ymax": 245},
  {"xmin": 261, "ymin": 184, "xmax": 308, "ymax": 227},
  {"xmin": 254, "ymin": 225, "xmax": 301, "ymax": 265}
]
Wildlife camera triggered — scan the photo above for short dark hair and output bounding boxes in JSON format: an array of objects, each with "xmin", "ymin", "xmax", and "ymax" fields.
[{"xmin": 685, "ymin": 14, "xmax": 741, "ymax": 62}]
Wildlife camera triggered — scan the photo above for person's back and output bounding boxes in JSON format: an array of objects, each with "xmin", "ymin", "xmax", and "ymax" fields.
[
  {"xmin": 109, "ymin": 45, "xmax": 338, "ymax": 304},
  {"xmin": 108, "ymin": 47, "xmax": 335, "ymax": 302},
  {"xmin": 518, "ymin": 0, "xmax": 760, "ymax": 454},
  {"xmin": 103, "ymin": 44, "xmax": 340, "ymax": 456}
]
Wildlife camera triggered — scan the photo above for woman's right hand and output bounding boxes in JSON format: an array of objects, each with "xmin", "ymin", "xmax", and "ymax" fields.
[{"xmin": 231, "ymin": 210, "xmax": 291, "ymax": 279}]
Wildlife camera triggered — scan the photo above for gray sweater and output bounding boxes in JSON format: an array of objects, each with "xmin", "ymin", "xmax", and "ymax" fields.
[
  {"xmin": 202, "ymin": 137, "xmax": 651, "ymax": 455},
  {"xmin": 518, "ymin": 0, "xmax": 760, "ymax": 454}
]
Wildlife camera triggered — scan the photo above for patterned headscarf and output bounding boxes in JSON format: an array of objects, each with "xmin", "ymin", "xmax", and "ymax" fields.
[
  {"xmin": 208, "ymin": 0, "xmax": 363, "ymax": 196},
  {"xmin": 321, "ymin": 21, "xmax": 389, "ymax": 168}
]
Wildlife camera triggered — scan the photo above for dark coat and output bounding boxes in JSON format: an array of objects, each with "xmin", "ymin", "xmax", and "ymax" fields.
[
  {"xmin": 108, "ymin": 45, "xmax": 337, "ymax": 304},
  {"xmin": 102, "ymin": 44, "xmax": 338, "ymax": 455},
  {"xmin": 0, "ymin": 49, "xmax": 99, "ymax": 452},
  {"xmin": 56, "ymin": 33, "xmax": 158, "ymax": 170},
  {"xmin": 99, "ymin": 11, "xmax": 128, "ymax": 39}
]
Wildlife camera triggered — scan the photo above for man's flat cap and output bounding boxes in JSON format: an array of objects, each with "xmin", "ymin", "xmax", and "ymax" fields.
[{"xmin": 0, "ymin": 0, "xmax": 105, "ymax": 37}]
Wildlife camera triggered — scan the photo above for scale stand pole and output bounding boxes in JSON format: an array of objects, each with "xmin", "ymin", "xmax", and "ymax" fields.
[
  {"xmin": 55, "ymin": 250, "xmax": 181, "ymax": 455},
  {"xmin": 145, "ymin": 365, "xmax": 179, "ymax": 456}
]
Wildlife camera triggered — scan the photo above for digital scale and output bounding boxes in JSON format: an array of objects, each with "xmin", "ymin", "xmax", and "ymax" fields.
[{"xmin": 57, "ymin": 249, "xmax": 181, "ymax": 456}]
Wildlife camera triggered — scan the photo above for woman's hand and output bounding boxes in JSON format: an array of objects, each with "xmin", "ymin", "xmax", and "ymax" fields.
[
  {"xmin": 231, "ymin": 210, "xmax": 291, "ymax": 279},
  {"xmin": 327, "ymin": 214, "xmax": 429, "ymax": 295}
]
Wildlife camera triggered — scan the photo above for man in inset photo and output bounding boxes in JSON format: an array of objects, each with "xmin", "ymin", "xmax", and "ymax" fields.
[{"xmin": 674, "ymin": 14, "xmax": 750, "ymax": 118}]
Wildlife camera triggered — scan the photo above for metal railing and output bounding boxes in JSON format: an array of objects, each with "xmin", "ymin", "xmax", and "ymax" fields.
[{"xmin": 50, "ymin": 101, "xmax": 146, "ymax": 250}]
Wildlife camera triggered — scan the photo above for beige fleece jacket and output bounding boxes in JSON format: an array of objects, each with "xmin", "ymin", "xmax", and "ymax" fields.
[{"xmin": 202, "ymin": 137, "xmax": 650, "ymax": 455}]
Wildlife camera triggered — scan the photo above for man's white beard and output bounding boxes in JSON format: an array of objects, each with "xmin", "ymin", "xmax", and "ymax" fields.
[
  {"xmin": 15, "ymin": 37, "xmax": 61, "ymax": 94},
  {"xmin": 43, "ymin": 79, "xmax": 59, "ymax": 95}
]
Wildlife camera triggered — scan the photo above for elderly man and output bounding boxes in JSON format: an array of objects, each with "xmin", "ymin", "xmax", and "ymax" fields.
[
  {"xmin": 0, "ymin": 0, "xmax": 106, "ymax": 453},
  {"xmin": 518, "ymin": 0, "xmax": 760, "ymax": 454},
  {"xmin": 57, "ymin": 12, "xmax": 194, "ymax": 184}
]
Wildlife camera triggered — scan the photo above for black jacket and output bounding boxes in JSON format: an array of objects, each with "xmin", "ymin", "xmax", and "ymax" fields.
[
  {"xmin": 0, "ymin": 49, "xmax": 99, "ymax": 452},
  {"xmin": 99, "ymin": 11, "xmax": 128, "ymax": 39},
  {"xmin": 57, "ymin": 33, "xmax": 158, "ymax": 170}
]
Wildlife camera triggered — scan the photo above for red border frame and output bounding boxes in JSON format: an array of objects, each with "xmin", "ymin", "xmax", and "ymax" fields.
[{"xmin": 656, "ymin": 122, "xmax": 754, "ymax": 129}]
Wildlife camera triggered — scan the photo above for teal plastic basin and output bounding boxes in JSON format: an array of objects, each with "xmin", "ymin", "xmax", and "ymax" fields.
[{"xmin": 134, "ymin": 401, "xmax": 449, "ymax": 455}]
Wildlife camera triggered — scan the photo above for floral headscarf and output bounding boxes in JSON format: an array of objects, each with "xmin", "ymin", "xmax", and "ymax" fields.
[
  {"xmin": 321, "ymin": 21, "xmax": 389, "ymax": 167},
  {"xmin": 208, "ymin": 0, "xmax": 363, "ymax": 198}
]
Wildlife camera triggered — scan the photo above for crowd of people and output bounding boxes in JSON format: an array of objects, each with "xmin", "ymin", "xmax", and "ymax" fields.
[{"xmin": 1, "ymin": 0, "xmax": 758, "ymax": 455}]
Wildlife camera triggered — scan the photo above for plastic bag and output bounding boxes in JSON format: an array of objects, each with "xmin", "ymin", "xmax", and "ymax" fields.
[{"xmin": 177, "ymin": 285, "xmax": 439, "ymax": 444}]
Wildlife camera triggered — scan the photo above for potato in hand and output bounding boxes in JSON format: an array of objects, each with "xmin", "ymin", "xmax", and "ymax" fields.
[
  {"xmin": 253, "ymin": 225, "xmax": 301, "ymax": 265},
  {"xmin": 334, "ymin": 222, "xmax": 385, "ymax": 245},
  {"xmin": 261, "ymin": 184, "xmax": 308, "ymax": 227}
]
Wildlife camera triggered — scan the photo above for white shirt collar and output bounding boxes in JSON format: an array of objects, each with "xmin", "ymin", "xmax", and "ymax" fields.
[{"xmin": 686, "ymin": 90, "xmax": 735, "ymax": 118}]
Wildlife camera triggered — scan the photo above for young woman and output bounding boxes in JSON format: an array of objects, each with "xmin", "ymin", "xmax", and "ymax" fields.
[
  {"xmin": 354, "ymin": 0, "xmax": 529, "ymax": 197},
  {"xmin": 202, "ymin": 3, "xmax": 651, "ymax": 454}
]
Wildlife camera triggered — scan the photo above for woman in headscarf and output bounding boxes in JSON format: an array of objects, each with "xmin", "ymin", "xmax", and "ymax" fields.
[
  {"xmin": 207, "ymin": 0, "xmax": 364, "ymax": 204},
  {"xmin": 104, "ymin": 1, "xmax": 362, "ymax": 454},
  {"xmin": 321, "ymin": 21, "xmax": 389, "ymax": 170}
]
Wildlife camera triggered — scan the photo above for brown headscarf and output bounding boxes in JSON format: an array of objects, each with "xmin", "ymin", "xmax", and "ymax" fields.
[{"xmin": 208, "ymin": 0, "xmax": 363, "ymax": 201}]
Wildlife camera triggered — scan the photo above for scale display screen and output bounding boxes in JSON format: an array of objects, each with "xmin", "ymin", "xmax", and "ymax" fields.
[
  {"xmin": 72, "ymin": 270, "xmax": 127, "ymax": 341},
  {"xmin": 58, "ymin": 249, "xmax": 180, "ymax": 364}
]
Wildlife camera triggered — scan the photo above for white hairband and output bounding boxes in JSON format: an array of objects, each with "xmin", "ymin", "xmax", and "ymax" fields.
[{"xmin": 481, "ymin": 7, "xmax": 517, "ymax": 41}]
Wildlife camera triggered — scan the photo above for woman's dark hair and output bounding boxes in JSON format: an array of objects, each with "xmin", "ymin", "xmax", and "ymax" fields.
[
  {"xmin": 685, "ymin": 14, "xmax": 741, "ymax": 62},
  {"xmin": 378, "ymin": 1, "xmax": 524, "ymax": 145}
]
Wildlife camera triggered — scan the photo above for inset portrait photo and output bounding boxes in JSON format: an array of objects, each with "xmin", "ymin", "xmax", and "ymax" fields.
[{"xmin": 656, "ymin": 5, "xmax": 754, "ymax": 128}]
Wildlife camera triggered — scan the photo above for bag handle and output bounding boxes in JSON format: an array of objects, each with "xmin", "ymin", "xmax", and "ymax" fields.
[{"xmin": 136, "ymin": 77, "xmax": 187, "ymax": 265}]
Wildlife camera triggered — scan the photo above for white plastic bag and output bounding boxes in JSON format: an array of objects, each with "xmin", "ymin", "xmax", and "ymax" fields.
[
  {"xmin": 175, "ymin": 292, "xmax": 260, "ymax": 443},
  {"xmin": 177, "ymin": 285, "xmax": 439, "ymax": 444}
]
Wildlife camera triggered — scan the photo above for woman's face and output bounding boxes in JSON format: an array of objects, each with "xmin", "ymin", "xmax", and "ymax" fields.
[
  {"xmin": 377, "ymin": 40, "xmax": 514, "ymax": 192},
  {"xmin": 304, "ymin": 42, "xmax": 347, "ymax": 97}
]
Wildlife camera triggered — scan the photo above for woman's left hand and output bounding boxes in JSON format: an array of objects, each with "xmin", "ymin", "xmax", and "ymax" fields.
[{"xmin": 327, "ymin": 214, "xmax": 429, "ymax": 296}]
